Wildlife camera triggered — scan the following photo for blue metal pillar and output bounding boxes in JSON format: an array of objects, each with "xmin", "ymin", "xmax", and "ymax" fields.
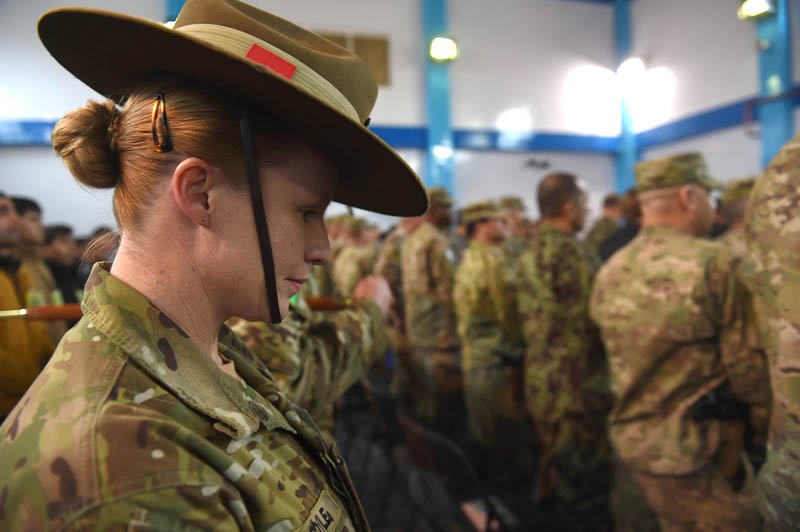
[
  {"xmin": 614, "ymin": 0, "xmax": 637, "ymax": 193},
  {"xmin": 756, "ymin": 0, "xmax": 794, "ymax": 168},
  {"xmin": 422, "ymin": 0, "xmax": 455, "ymax": 194},
  {"xmin": 166, "ymin": 0, "xmax": 184, "ymax": 21}
]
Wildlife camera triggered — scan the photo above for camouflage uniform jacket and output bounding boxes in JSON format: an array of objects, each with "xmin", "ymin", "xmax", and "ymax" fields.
[
  {"xmin": 308, "ymin": 240, "xmax": 344, "ymax": 298},
  {"xmin": 505, "ymin": 233, "xmax": 529, "ymax": 259},
  {"xmin": 585, "ymin": 217, "xmax": 618, "ymax": 253},
  {"xmin": 590, "ymin": 226, "xmax": 770, "ymax": 476},
  {"xmin": 229, "ymin": 299, "xmax": 389, "ymax": 436},
  {"xmin": 332, "ymin": 243, "xmax": 377, "ymax": 297},
  {"xmin": 517, "ymin": 222, "xmax": 611, "ymax": 422},
  {"xmin": 401, "ymin": 221, "xmax": 459, "ymax": 353},
  {"xmin": 716, "ymin": 226, "xmax": 747, "ymax": 258},
  {"xmin": 0, "ymin": 264, "xmax": 369, "ymax": 531},
  {"xmin": 454, "ymin": 240, "xmax": 523, "ymax": 371},
  {"xmin": 374, "ymin": 225, "xmax": 408, "ymax": 318},
  {"xmin": 742, "ymin": 134, "xmax": 800, "ymax": 526}
]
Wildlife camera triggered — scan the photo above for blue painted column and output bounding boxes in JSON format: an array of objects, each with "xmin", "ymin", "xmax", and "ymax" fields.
[
  {"xmin": 422, "ymin": 0, "xmax": 455, "ymax": 194},
  {"xmin": 166, "ymin": 0, "xmax": 184, "ymax": 21},
  {"xmin": 756, "ymin": 0, "xmax": 794, "ymax": 168},
  {"xmin": 614, "ymin": 0, "xmax": 637, "ymax": 193}
]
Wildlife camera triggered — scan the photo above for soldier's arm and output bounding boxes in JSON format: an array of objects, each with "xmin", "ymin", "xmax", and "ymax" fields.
[
  {"xmin": 715, "ymin": 254, "xmax": 770, "ymax": 408},
  {"xmin": 67, "ymin": 483, "xmax": 246, "ymax": 531},
  {"xmin": 231, "ymin": 300, "xmax": 389, "ymax": 414}
]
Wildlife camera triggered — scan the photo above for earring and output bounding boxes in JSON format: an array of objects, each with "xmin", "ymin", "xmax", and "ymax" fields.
[{"xmin": 201, "ymin": 215, "xmax": 208, "ymax": 224}]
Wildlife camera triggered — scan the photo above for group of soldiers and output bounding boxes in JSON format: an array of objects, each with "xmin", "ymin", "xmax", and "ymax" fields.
[{"xmin": 221, "ymin": 144, "xmax": 795, "ymax": 531}]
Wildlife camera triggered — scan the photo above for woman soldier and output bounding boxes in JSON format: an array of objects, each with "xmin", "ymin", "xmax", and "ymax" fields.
[{"xmin": 0, "ymin": 0, "xmax": 427, "ymax": 529}]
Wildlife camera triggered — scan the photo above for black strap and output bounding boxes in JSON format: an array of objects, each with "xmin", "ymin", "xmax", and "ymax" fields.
[{"xmin": 240, "ymin": 104, "xmax": 282, "ymax": 324}]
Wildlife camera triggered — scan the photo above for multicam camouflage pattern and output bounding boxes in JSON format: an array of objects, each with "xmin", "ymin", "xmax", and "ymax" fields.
[
  {"xmin": 717, "ymin": 226, "xmax": 748, "ymax": 258},
  {"xmin": 584, "ymin": 217, "xmax": 618, "ymax": 253},
  {"xmin": 332, "ymin": 243, "xmax": 377, "ymax": 297},
  {"xmin": 401, "ymin": 221, "xmax": 459, "ymax": 353},
  {"xmin": 453, "ymin": 239, "xmax": 529, "ymax": 478},
  {"xmin": 590, "ymin": 226, "xmax": 770, "ymax": 477},
  {"xmin": 741, "ymin": 133, "xmax": 800, "ymax": 528},
  {"xmin": 0, "ymin": 264, "xmax": 368, "ymax": 531},
  {"xmin": 229, "ymin": 298, "xmax": 388, "ymax": 438},
  {"xmin": 517, "ymin": 222, "xmax": 612, "ymax": 528},
  {"xmin": 373, "ymin": 225, "xmax": 409, "ymax": 319},
  {"xmin": 635, "ymin": 152, "xmax": 722, "ymax": 192},
  {"xmin": 720, "ymin": 176, "xmax": 756, "ymax": 206}
]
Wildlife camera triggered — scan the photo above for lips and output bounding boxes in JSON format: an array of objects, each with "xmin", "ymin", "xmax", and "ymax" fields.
[{"xmin": 286, "ymin": 278, "xmax": 307, "ymax": 294}]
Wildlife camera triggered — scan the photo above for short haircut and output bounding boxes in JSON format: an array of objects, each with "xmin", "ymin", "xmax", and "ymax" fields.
[
  {"xmin": 45, "ymin": 224, "xmax": 74, "ymax": 245},
  {"xmin": 602, "ymin": 193, "xmax": 620, "ymax": 208},
  {"xmin": 537, "ymin": 172, "xmax": 581, "ymax": 218},
  {"xmin": 12, "ymin": 197, "xmax": 42, "ymax": 216},
  {"xmin": 620, "ymin": 189, "xmax": 641, "ymax": 222}
]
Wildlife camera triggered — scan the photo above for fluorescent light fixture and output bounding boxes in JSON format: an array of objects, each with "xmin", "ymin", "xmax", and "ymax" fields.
[
  {"xmin": 432, "ymin": 144, "xmax": 454, "ymax": 161},
  {"xmin": 429, "ymin": 37, "xmax": 459, "ymax": 62},
  {"xmin": 616, "ymin": 57, "xmax": 646, "ymax": 80},
  {"xmin": 738, "ymin": 0, "xmax": 775, "ymax": 20}
]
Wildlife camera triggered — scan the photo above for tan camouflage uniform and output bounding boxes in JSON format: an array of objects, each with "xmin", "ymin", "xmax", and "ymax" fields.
[
  {"xmin": 401, "ymin": 217, "xmax": 461, "ymax": 426},
  {"xmin": 229, "ymin": 297, "xmax": 388, "ymax": 439},
  {"xmin": 0, "ymin": 264, "xmax": 369, "ymax": 530},
  {"xmin": 591, "ymin": 153, "xmax": 770, "ymax": 532},
  {"xmin": 332, "ymin": 243, "xmax": 377, "ymax": 298},
  {"xmin": 373, "ymin": 224, "xmax": 409, "ymax": 321},
  {"xmin": 518, "ymin": 221, "xmax": 613, "ymax": 529},
  {"xmin": 716, "ymin": 177, "xmax": 756, "ymax": 259},
  {"xmin": 741, "ymin": 134, "xmax": 800, "ymax": 530},
  {"xmin": 453, "ymin": 201, "xmax": 530, "ymax": 484}
]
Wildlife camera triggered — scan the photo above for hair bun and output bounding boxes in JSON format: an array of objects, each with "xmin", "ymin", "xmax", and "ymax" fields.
[{"xmin": 52, "ymin": 100, "xmax": 120, "ymax": 189}]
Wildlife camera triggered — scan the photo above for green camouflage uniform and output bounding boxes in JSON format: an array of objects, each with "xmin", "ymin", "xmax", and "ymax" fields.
[
  {"xmin": 517, "ymin": 221, "xmax": 613, "ymax": 529},
  {"xmin": 716, "ymin": 177, "xmax": 756, "ymax": 259},
  {"xmin": 332, "ymin": 243, "xmax": 377, "ymax": 297},
  {"xmin": 717, "ymin": 226, "xmax": 747, "ymax": 258},
  {"xmin": 454, "ymin": 204, "xmax": 530, "ymax": 483},
  {"xmin": 401, "ymin": 219, "xmax": 461, "ymax": 426},
  {"xmin": 741, "ymin": 134, "xmax": 800, "ymax": 530},
  {"xmin": 585, "ymin": 217, "xmax": 618, "ymax": 253},
  {"xmin": 591, "ymin": 153, "xmax": 770, "ymax": 532},
  {"xmin": 0, "ymin": 264, "xmax": 369, "ymax": 531},
  {"xmin": 373, "ymin": 224, "xmax": 409, "ymax": 321},
  {"xmin": 229, "ymin": 298, "xmax": 388, "ymax": 439}
]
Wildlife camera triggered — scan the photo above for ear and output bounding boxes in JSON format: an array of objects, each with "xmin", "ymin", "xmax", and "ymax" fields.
[
  {"xmin": 171, "ymin": 157, "xmax": 218, "ymax": 226},
  {"xmin": 676, "ymin": 185, "xmax": 694, "ymax": 212},
  {"xmin": 561, "ymin": 199, "xmax": 576, "ymax": 218}
]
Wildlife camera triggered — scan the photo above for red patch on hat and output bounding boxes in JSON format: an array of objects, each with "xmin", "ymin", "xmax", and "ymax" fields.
[{"xmin": 245, "ymin": 44, "xmax": 297, "ymax": 80}]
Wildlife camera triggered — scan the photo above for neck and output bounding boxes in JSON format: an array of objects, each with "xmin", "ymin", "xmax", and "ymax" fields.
[
  {"xmin": 17, "ymin": 243, "xmax": 42, "ymax": 261},
  {"xmin": 111, "ymin": 234, "xmax": 222, "ymax": 364},
  {"xmin": 543, "ymin": 217, "xmax": 573, "ymax": 234},
  {"xmin": 641, "ymin": 213, "xmax": 693, "ymax": 234}
]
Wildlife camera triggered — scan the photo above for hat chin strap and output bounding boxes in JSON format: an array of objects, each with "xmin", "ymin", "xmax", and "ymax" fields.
[{"xmin": 240, "ymin": 104, "xmax": 282, "ymax": 324}]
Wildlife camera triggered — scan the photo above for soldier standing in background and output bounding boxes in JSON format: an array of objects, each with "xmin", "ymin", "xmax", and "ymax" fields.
[
  {"xmin": 332, "ymin": 217, "xmax": 378, "ymax": 297},
  {"xmin": 741, "ymin": 135, "xmax": 800, "ymax": 529},
  {"xmin": 716, "ymin": 177, "xmax": 756, "ymax": 257},
  {"xmin": 307, "ymin": 213, "xmax": 348, "ymax": 297},
  {"xmin": 585, "ymin": 192, "xmax": 622, "ymax": 253},
  {"xmin": 401, "ymin": 187, "xmax": 462, "ymax": 429},
  {"xmin": 453, "ymin": 200, "xmax": 531, "ymax": 488},
  {"xmin": 499, "ymin": 195, "xmax": 530, "ymax": 258},
  {"xmin": 598, "ymin": 188, "xmax": 641, "ymax": 262},
  {"xmin": 591, "ymin": 153, "xmax": 769, "ymax": 531},
  {"xmin": 517, "ymin": 173, "xmax": 613, "ymax": 531}
]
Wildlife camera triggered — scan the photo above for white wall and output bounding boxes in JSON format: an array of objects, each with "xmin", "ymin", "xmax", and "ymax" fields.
[
  {"xmin": 450, "ymin": 0, "xmax": 618, "ymax": 136},
  {"xmin": 631, "ymin": 0, "xmax": 758, "ymax": 126}
]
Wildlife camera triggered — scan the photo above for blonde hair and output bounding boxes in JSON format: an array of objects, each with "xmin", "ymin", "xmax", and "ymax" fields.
[{"xmin": 52, "ymin": 76, "xmax": 290, "ymax": 232}]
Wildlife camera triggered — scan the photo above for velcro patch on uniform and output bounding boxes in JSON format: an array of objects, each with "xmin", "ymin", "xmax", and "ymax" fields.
[
  {"xmin": 245, "ymin": 44, "xmax": 297, "ymax": 80},
  {"xmin": 301, "ymin": 489, "xmax": 351, "ymax": 531}
]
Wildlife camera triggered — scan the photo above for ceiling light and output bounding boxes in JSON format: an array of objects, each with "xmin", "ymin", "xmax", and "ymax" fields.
[
  {"xmin": 429, "ymin": 37, "xmax": 459, "ymax": 62},
  {"xmin": 738, "ymin": 0, "xmax": 775, "ymax": 20}
]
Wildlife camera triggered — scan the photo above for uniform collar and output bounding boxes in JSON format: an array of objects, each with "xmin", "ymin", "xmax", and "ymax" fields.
[{"xmin": 81, "ymin": 263, "xmax": 293, "ymax": 439}]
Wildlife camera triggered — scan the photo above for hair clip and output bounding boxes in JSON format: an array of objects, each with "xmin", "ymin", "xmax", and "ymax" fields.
[{"xmin": 151, "ymin": 93, "xmax": 173, "ymax": 153}]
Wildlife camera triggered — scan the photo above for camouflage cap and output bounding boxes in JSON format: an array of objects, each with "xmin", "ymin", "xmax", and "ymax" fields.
[
  {"xmin": 499, "ymin": 195, "xmax": 526, "ymax": 211},
  {"xmin": 635, "ymin": 152, "xmax": 723, "ymax": 193},
  {"xmin": 720, "ymin": 176, "xmax": 757, "ymax": 205},
  {"xmin": 461, "ymin": 200, "xmax": 500, "ymax": 224},
  {"xmin": 427, "ymin": 187, "xmax": 454, "ymax": 206}
]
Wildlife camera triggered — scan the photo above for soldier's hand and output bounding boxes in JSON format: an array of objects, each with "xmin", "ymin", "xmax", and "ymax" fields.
[{"xmin": 353, "ymin": 275, "xmax": 393, "ymax": 321}]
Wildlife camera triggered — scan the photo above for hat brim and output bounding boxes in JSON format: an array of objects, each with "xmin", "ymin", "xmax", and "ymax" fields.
[{"xmin": 38, "ymin": 8, "xmax": 428, "ymax": 217}]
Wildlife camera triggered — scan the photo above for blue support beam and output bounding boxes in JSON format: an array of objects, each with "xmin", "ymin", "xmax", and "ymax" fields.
[
  {"xmin": 422, "ymin": 0, "xmax": 455, "ymax": 194},
  {"xmin": 756, "ymin": 0, "xmax": 794, "ymax": 168},
  {"xmin": 166, "ymin": 0, "xmax": 184, "ymax": 21},
  {"xmin": 614, "ymin": 0, "xmax": 637, "ymax": 193}
]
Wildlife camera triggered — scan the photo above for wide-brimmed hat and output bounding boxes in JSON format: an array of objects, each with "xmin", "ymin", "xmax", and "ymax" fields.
[{"xmin": 38, "ymin": 0, "xmax": 428, "ymax": 216}]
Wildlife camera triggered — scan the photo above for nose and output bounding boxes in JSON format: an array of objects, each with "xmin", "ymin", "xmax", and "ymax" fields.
[{"xmin": 306, "ymin": 224, "xmax": 332, "ymax": 266}]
